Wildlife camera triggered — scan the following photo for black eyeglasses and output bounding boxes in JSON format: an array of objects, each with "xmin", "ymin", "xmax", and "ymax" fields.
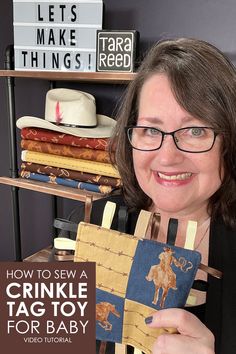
[{"xmin": 125, "ymin": 126, "xmax": 218, "ymax": 153}]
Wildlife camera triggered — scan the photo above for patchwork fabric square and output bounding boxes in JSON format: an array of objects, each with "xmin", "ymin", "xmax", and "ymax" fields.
[{"xmin": 74, "ymin": 222, "xmax": 201, "ymax": 354}]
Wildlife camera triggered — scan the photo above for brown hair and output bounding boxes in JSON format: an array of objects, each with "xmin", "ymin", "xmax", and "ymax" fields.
[{"xmin": 110, "ymin": 38, "xmax": 236, "ymax": 228}]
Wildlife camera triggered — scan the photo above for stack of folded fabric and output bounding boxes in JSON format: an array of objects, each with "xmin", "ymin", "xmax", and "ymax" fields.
[
  {"xmin": 16, "ymin": 88, "xmax": 121, "ymax": 194},
  {"xmin": 19, "ymin": 127, "xmax": 121, "ymax": 193}
]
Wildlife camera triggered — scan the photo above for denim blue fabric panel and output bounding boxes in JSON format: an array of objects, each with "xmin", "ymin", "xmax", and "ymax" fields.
[
  {"xmin": 126, "ymin": 239, "xmax": 201, "ymax": 310},
  {"xmin": 96, "ymin": 288, "xmax": 124, "ymax": 343}
]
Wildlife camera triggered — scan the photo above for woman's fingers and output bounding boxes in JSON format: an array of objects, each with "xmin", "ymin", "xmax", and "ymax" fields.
[
  {"xmin": 146, "ymin": 308, "xmax": 212, "ymax": 339},
  {"xmin": 152, "ymin": 332, "xmax": 213, "ymax": 354},
  {"xmin": 145, "ymin": 308, "xmax": 215, "ymax": 354}
]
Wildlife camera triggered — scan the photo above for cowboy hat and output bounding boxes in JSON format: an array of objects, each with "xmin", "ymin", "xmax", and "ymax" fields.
[{"xmin": 16, "ymin": 88, "xmax": 116, "ymax": 138}]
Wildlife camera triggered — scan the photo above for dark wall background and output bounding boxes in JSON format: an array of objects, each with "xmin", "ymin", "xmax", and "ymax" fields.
[{"xmin": 1, "ymin": 0, "xmax": 236, "ymax": 260}]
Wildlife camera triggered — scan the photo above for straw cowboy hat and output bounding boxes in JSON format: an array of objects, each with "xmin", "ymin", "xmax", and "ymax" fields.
[{"xmin": 16, "ymin": 88, "xmax": 116, "ymax": 138}]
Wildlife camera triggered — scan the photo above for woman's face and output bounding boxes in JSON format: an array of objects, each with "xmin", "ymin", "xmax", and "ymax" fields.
[{"xmin": 133, "ymin": 74, "xmax": 223, "ymax": 217}]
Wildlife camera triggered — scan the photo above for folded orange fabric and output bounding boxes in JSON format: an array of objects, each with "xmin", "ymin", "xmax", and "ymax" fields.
[{"xmin": 21, "ymin": 139, "xmax": 112, "ymax": 163}]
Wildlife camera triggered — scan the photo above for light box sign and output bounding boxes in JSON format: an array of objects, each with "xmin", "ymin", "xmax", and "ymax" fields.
[
  {"xmin": 96, "ymin": 30, "xmax": 139, "ymax": 72},
  {"xmin": 13, "ymin": 0, "xmax": 103, "ymax": 72}
]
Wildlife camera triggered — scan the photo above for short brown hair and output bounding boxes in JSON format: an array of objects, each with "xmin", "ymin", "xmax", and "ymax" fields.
[{"xmin": 110, "ymin": 38, "xmax": 236, "ymax": 228}]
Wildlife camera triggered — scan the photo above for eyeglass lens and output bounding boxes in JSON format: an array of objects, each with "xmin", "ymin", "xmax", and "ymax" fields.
[{"xmin": 128, "ymin": 126, "xmax": 215, "ymax": 152}]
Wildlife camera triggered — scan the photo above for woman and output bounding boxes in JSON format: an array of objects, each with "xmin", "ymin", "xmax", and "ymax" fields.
[
  {"xmin": 109, "ymin": 38, "xmax": 236, "ymax": 354},
  {"xmin": 62, "ymin": 38, "xmax": 236, "ymax": 353}
]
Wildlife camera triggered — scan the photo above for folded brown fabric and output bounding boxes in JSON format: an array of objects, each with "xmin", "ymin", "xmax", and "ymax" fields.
[
  {"xmin": 21, "ymin": 162, "xmax": 122, "ymax": 188},
  {"xmin": 21, "ymin": 139, "xmax": 112, "ymax": 163},
  {"xmin": 21, "ymin": 127, "xmax": 112, "ymax": 151}
]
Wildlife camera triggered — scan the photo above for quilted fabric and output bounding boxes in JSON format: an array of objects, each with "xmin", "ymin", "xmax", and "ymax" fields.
[{"xmin": 74, "ymin": 222, "xmax": 201, "ymax": 354}]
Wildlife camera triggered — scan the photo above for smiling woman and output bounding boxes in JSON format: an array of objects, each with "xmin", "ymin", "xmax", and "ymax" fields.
[
  {"xmin": 106, "ymin": 38, "xmax": 236, "ymax": 354},
  {"xmin": 63, "ymin": 38, "xmax": 236, "ymax": 354},
  {"xmin": 112, "ymin": 38, "xmax": 236, "ymax": 228},
  {"xmin": 132, "ymin": 73, "xmax": 222, "ymax": 220}
]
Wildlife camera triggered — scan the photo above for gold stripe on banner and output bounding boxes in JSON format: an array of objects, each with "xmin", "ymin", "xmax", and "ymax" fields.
[
  {"xmin": 134, "ymin": 210, "xmax": 152, "ymax": 239},
  {"xmin": 184, "ymin": 220, "xmax": 197, "ymax": 250},
  {"xmin": 184, "ymin": 220, "xmax": 198, "ymax": 306},
  {"xmin": 115, "ymin": 343, "xmax": 127, "ymax": 354},
  {"xmin": 101, "ymin": 201, "xmax": 117, "ymax": 229}
]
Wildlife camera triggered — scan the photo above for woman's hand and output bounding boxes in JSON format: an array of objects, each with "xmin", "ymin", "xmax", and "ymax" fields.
[{"xmin": 145, "ymin": 308, "xmax": 215, "ymax": 354}]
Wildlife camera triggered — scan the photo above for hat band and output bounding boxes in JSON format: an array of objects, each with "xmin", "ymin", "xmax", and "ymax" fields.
[{"xmin": 52, "ymin": 122, "xmax": 98, "ymax": 129}]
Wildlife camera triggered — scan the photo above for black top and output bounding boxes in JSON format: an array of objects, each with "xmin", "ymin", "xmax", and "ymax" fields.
[{"xmin": 59, "ymin": 193, "xmax": 236, "ymax": 354}]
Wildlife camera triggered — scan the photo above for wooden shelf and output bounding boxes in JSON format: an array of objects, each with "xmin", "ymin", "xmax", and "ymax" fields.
[
  {"xmin": 23, "ymin": 246, "xmax": 52, "ymax": 262},
  {"xmin": 0, "ymin": 70, "xmax": 136, "ymax": 83},
  {"xmin": 0, "ymin": 177, "xmax": 104, "ymax": 202}
]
